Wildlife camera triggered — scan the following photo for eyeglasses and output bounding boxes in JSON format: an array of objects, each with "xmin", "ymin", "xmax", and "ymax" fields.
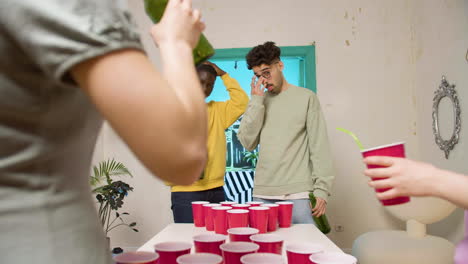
[
  {"xmin": 256, "ymin": 70, "xmax": 272, "ymax": 79},
  {"xmin": 254, "ymin": 61, "xmax": 279, "ymax": 79}
]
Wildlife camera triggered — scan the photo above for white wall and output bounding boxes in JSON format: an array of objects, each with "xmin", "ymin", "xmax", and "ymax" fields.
[
  {"xmin": 93, "ymin": 0, "xmax": 467, "ymax": 250},
  {"xmin": 410, "ymin": 0, "xmax": 468, "ymax": 244}
]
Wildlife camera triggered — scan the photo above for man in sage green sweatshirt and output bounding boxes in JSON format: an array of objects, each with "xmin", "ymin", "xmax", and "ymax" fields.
[{"xmin": 238, "ymin": 41, "xmax": 335, "ymax": 223}]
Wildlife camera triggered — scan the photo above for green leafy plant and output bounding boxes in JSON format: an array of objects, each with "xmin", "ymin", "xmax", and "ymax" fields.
[
  {"xmin": 242, "ymin": 150, "xmax": 259, "ymax": 167},
  {"xmin": 90, "ymin": 158, "xmax": 138, "ymax": 236}
]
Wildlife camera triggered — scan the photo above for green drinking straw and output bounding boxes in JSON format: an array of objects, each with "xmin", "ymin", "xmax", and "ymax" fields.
[{"xmin": 336, "ymin": 127, "xmax": 364, "ymax": 151}]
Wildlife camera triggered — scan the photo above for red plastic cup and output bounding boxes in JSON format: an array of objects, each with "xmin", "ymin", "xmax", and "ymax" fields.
[
  {"xmin": 286, "ymin": 243, "xmax": 324, "ymax": 264},
  {"xmin": 176, "ymin": 253, "xmax": 223, "ymax": 264},
  {"xmin": 113, "ymin": 251, "xmax": 159, "ymax": 264},
  {"xmin": 309, "ymin": 252, "xmax": 357, "ymax": 264},
  {"xmin": 231, "ymin": 204, "xmax": 252, "ymax": 210},
  {"xmin": 262, "ymin": 204, "xmax": 279, "ymax": 232},
  {"xmin": 248, "ymin": 207, "xmax": 269, "ymax": 233},
  {"xmin": 246, "ymin": 201, "xmax": 264, "ymax": 207},
  {"xmin": 228, "ymin": 209, "xmax": 249, "ymax": 229},
  {"xmin": 193, "ymin": 233, "xmax": 227, "ymax": 256},
  {"xmin": 154, "ymin": 241, "xmax": 192, "ymax": 264},
  {"xmin": 221, "ymin": 201, "xmax": 237, "ymax": 206},
  {"xmin": 228, "ymin": 227, "xmax": 259, "ymax": 242},
  {"xmin": 362, "ymin": 142, "xmax": 410, "ymax": 206},
  {"xmin": 212, "ymin": 206, "xmax": 232, "ymax": 235},
  {"xmin": 203, "ymin": 203, "xmax": 220, "ymax": 231},
  {"xmin": 192, "ymin": 201, "xmax": 209, "ymax": 227},
  {"xmin": 249, "ymin": 234, "xmax": 283, "ymax": 255},
  {"xmin": 240, "ymin": 253, "xmax": 284, "ymax": 264},
  {"xmin": 220, "ymin": 242, "xmax": 260, "ymax": 264},
  {"xmin": 275, "ymin": 201, "xmax": 293, "ymax": 228}
]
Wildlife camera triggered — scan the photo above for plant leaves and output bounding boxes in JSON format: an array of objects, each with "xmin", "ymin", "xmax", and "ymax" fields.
[
  {"xmin": 90, "ymin": 158, "xmax": 134, "ymax": 190},
  {"xmin": 89, "ymin": 158, "xmax": 136, "ymax": 235}
]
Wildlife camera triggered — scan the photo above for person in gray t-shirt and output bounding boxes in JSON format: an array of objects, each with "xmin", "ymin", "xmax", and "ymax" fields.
[{"xmin": 0, "ymin": 0, "xmax": 208, "ymax": 263}]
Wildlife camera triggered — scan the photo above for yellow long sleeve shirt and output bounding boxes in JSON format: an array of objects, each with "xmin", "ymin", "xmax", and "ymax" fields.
[{"xmin": 170, "ymin": 74, "xmax": 249, "ymax": 192}]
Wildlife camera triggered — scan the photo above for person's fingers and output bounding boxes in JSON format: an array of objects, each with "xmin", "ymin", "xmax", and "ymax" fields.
[
  {"xmin": 192, "ymin": 8, "xmax": 202, "ymax": 23},
  {"xmin": 312, "ymin": 202, "xmax": 318, "ymax": 211},
  {"xmin": 259, "ymin": 77, "xmax": 266, "ymax": 86},
  {"xmin": 368, "ymin": 178, "xmax": 393, "ymax": 189},
  {"xmin": 312, "ymin": 200, "xmax": 324, "ymax": 211},
  {"xmin": 363, "ymin": 156, "xmax": 398, "ymax": 167},
  {"xmin": 256, "ymin": 77, "xmax": 265, "ymax": 90},
  {"xmin": 318, "ymin": 207, "xmax": 325, "ymax": 217},
  {"xmin": 364, "ymin": 167, "xmax": 393, "ymax": 178},
  {"xmin": 178, "ymin": 0, "xmax": 193, "ymax": 19},
  {"xmin": 180, "ymin": 0, "xmax": 192, "ymax": 10},
  {"xmin": 251, "ymin": 76, "xmax": 257, "ymax": 90},
  {"xmin": 312, "ymin": 203, "xmax": 320, "ymax": 212},
  {"xmin": 312, "ymin": 204, "xmax": 325, "ymax": 217},
  {"xmin": 376, "ymin": 188, "xmax": 399, "ymax": 200},
  {"xmin": 319, "ymin": 201, "xmax": 326, "ymax": 211},
  {"xmin": 199, "ymin": 21, "xmax": 206, "ymax": 32},
  {"xmin": 312, "ymin": 205, "xmax": 318, "ymax": 216}
]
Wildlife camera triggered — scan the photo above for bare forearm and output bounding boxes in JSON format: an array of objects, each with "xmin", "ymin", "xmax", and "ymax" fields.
[
  {"xmin": 73, "ymin": 50, "xmax": 207, "ymax": 185},
  {"xmin": 159, "ymin": 42, "xmax": 206, "ymax": 115},
  {"xmin": 158, "ymin": 42, "xmax": 207, "ymax": 153},
  {"xmin": 433, "ymin": 168, "xmax": 468, "ymax": 210}
]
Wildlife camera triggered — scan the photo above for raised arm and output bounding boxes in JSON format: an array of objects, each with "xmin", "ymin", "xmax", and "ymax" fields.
[
  {"xmin": 72, "ymin": 0, "xmax": 207, "ymax": 185},
  {"xmin": 237, "ymin": 76, "xmax": 266, "ymax": 151},
  {"xmin": 205, "ymin": 62, "xmax": 249, "ymax": 129}
]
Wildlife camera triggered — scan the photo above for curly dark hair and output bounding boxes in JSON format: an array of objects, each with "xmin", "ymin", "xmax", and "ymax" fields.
[
  {"xmin": 196, "ymin": 64, "xmax": 217, "ymax": 77},
  {"xmin": 246, "ymin": 41, "xmax": 281, "ymax": 70}
]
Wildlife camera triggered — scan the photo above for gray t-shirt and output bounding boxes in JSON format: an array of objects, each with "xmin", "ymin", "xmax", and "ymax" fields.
[{"xmin": 0, "ymin": 1, "xmax": 143, "ymax": 263}]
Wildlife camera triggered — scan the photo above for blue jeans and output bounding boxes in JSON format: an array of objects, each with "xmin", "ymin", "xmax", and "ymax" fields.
[
  {"xmin": 171, "ymin": 187, "xmax": 226, "ymax": 223},
  {"xmin": 253, "ymin": 197, "xmax": 316, "ymax": 225}
]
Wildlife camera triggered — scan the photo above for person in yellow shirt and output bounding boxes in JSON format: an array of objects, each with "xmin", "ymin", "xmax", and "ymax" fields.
[{"xmin": 170, "ymin": 61, "xmax": 249, "ymax": 223}]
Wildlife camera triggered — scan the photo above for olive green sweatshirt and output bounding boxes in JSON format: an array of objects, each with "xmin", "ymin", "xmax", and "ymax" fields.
[{"xmin": 237, "ymin": 84, "xmax": 335, "ymax": 202}]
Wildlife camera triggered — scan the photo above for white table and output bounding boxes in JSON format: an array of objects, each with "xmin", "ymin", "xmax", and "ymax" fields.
[{"xmin": 138, "ymin": 224, "xmax": 342, "ymax": 255}]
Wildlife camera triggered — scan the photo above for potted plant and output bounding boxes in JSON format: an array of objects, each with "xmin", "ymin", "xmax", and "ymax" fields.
[{"xmin": 89, "ymin": 158, "xmax": 138, "ymax": 247}]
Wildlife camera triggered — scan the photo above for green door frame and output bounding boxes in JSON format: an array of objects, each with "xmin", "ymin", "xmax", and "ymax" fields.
[{"xmin": 211, "ymin": 45, "xmax": 316, "ymax": 93}]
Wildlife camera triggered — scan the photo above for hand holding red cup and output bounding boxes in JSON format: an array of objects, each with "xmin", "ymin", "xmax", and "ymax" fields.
[{"xmin": 362, "ymin": 142, "xmax": 410, "ymax": 206}]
